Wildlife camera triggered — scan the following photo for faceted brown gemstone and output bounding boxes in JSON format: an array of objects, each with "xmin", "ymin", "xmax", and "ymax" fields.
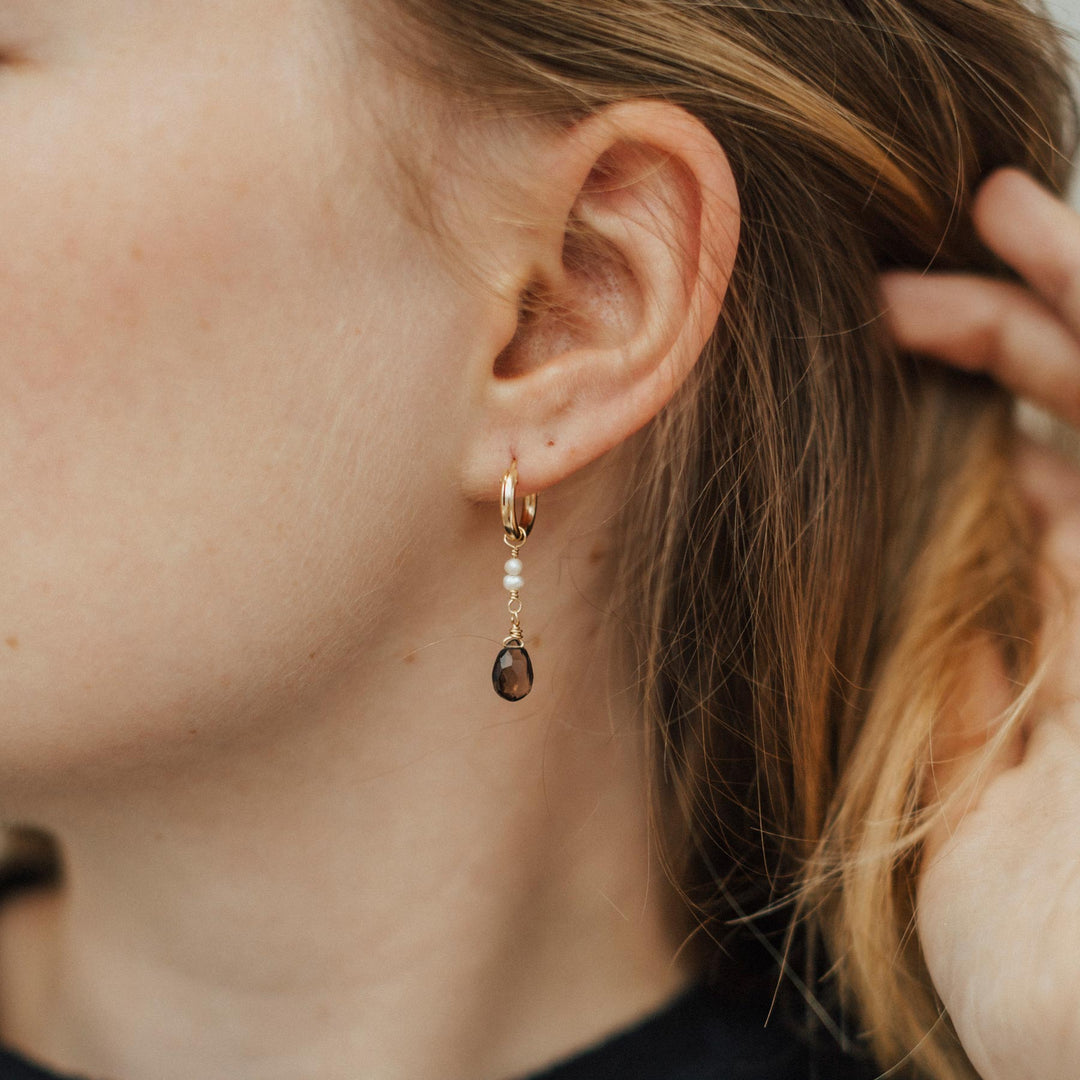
[{"xmin": 492, "ymin": 645, "xmax": 533, "ymax": 701}]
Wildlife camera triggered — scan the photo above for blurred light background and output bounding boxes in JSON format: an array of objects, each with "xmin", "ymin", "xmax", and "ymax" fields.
[{"xmin": 1046, "ymin": 0, "xmax": 1080, "ymax": 203}]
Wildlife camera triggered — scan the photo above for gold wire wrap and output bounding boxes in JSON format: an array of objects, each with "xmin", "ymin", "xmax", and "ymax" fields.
[{"xmin": 504, "ymin": 542, "xmax": 523, "ymax": 644}]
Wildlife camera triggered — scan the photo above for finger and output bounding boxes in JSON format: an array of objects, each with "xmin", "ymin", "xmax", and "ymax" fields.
[
  {"xmin": 879, "ymin": 270, "xmax": 1080, "ymax": 425},
  {"xmin": 972, "ymin": 167, "xmax": 1080, "ymax": 335}
]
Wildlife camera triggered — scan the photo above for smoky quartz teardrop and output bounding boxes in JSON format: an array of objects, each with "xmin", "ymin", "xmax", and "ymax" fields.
[{"xmin": 492, "ymin": 645, "xmax": 533, "ymax": 701}]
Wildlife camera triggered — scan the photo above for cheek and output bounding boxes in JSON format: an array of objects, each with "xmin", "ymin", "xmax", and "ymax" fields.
[{"xmin": 0, "ymin": 42, "xmax": 468, "ymax": 797}]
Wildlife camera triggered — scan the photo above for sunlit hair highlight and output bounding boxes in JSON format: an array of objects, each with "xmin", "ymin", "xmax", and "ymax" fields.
[{"xmin": 369, "ymin": 2, "xmax": 1076, "ymax": 1075}]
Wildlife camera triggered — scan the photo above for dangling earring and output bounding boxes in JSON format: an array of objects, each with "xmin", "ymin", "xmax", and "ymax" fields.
[{"xmin": 492, "ymin": 458, "xmax": 537, "ymax": 701}]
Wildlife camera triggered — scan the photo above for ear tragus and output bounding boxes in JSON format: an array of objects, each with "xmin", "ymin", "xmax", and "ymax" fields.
[{"xmin": 494, "ymin": 223, "xmax": 641, "ymax": 380}]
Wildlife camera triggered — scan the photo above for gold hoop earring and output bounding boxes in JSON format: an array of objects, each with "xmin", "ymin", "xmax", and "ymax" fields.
[{"xmin": 492, "ymin": 458, "xmax": 537, "ymax": 701}]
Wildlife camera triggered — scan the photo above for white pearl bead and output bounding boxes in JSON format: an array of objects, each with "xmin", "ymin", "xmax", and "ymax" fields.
[
  {"xmin": 504, "ymin": 557, "xmax": 523, "ymax": 576},
  {"xmin": 503, "ymin": 574, "xmax": 525, "ymax": 592}
]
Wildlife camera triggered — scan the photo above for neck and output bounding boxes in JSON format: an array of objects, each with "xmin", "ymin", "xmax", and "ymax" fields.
[{"xmin": 0, "ymin": 548, "xmax": 695, "ymax": 1080}]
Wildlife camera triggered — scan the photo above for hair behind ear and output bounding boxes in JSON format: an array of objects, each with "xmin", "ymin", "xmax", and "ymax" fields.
[{"xmin": 379, "ymin": 2, "xmax": 1076, "ymax": 1075}]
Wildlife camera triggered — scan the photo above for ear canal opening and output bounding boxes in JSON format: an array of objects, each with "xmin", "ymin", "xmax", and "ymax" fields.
[
  {"xmin": 493, "ymin": 160, "xmax": 651, "ymax": 381},
  {"xmin": 493, "ymin": 276, "xmax": 574, "ymax": 379},
  {"xmin": 493, "ymin": 279, "xmax": 542, "ymax": 379}
]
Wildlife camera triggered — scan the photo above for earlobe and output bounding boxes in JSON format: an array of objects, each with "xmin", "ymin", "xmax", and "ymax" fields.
[{"xmin": 461, "ymin": 100, "xmax": 740, "ymax": 500}]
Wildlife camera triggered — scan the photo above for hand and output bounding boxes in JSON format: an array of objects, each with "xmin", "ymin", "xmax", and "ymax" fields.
[{"xmin": 880, "ymin": 168, "xmax": 1080, "ymax": 1080}]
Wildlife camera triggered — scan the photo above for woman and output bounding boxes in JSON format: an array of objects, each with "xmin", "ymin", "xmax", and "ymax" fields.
[{"xmin": 0, "ymin": 1, "xmax": 1074, "ymax": 1077}]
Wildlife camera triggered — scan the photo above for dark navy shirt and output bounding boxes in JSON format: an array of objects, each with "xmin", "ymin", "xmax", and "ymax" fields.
[{"xmin": 520, "ymin": 978, "xmax": 881, "ymax": 1080}]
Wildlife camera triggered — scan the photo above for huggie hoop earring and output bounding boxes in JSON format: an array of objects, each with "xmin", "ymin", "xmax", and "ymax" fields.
[
  {"xmin": 492, "ymin": 459, "xmax": 537, "ymax": 701},
  {"xmin": 501, "ymin": 460, "xmax": 536, "ymax": 545}
]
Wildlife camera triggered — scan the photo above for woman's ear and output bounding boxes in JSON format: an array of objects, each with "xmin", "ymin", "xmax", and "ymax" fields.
[{"xmin": 459, "ymin": 99, "xmax": 740, "ymax": 499}]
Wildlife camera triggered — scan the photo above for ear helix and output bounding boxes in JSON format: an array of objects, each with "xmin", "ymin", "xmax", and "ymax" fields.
[{"xmin": 492, "ymin": 458, "xmax": 537, "ymax": 701}]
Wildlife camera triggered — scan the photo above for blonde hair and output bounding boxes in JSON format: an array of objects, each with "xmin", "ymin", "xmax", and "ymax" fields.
[{"xmin": 372, "ymin": 1, "xmax": 1077, "ymax": 1075}]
